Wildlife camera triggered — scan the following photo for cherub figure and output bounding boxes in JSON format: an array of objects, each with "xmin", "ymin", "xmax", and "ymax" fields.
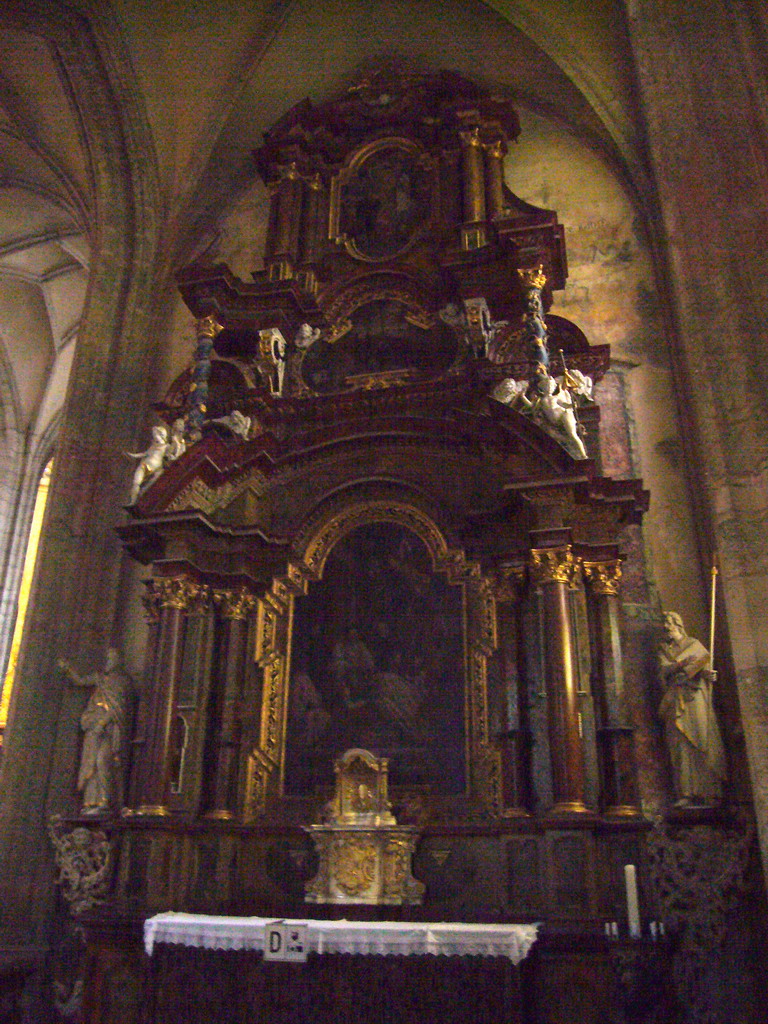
[
  {"xmin": 165, "ymin": 417, "xmax": 187, "ymax": 463},
  {"xmin": 525, "ymin": 374, "xmax": 587, "ymax": 459},
  {"xmin": 210, "ymin": 409, "xmax": 252, "ymax": 439},
  {"xmin": 294, "ymin": 323, "xmax": 321, "ymax": 350},
  {"xmin": 491, "ymin": 373, "xmax": 588, "ymax": 460},
  {"xmin": 126, "ymin": 425, "xmax": 168, "ymax": 503}
]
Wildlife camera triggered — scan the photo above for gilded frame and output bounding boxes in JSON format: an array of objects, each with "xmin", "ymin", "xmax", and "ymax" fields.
[{"xmin": 244, "ymin": 500, "xmax": 502, "ymax": 820}]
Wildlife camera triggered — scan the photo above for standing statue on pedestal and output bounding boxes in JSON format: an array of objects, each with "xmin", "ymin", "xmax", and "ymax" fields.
[
  {"xmin": 59, "ymin": 648, "xmax": 133, "ymax": 815},
  {"xmin": 657, "ymin": 612, "xmax": 726, "ymax": 807}
]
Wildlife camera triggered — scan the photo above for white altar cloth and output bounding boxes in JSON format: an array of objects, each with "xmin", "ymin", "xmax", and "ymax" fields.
[{"xmin": 144, "ymin": 913, "xmax": 539, "ymax": 964}]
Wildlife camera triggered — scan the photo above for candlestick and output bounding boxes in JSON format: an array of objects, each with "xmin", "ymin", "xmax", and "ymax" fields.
[
  {"xmin": 709, "ymin": 564, "xmax": 718, "ymax": 663},
  {"xmin": 624, "ymin": 863, "xmax": 641, "ymax": 938}
]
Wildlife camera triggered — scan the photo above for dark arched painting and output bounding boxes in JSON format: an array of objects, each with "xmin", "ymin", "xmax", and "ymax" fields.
[
  {"xmin": 285, "ymin": 523, "xmax": 465, "ymax": 796},
  {"xmin": 300, "ymin": 298, "xmax": 457, "ymax": 393}
]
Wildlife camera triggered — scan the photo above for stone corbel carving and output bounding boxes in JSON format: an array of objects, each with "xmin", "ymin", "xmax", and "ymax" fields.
[{"xmin": 48, "ymin": 817, "xmax": 112, "ymax": 916}]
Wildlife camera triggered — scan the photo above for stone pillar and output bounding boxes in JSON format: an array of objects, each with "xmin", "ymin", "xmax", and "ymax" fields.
[
  {"xmin": 582, "ymin": 556, "xmax": 640, "ymax": 816},
  {"xmin": 623, "ymin": 0, "xmax": 768, "ymax": 878},
  {"xmin": 187, "ymin": 315, "xmax": 222, "ymax": 441},
  {"xmin": 459, "ymin": 127, "xmax": 486, "ymax": 249},
  {"xmin": 529, "ymin": 541, "xmax": 589, "ymax": 813},
  {"xmin": 483, "ymin": 138, "xmax": 506, "ymax": 220},
  {"xmin": 131, "ymin": 577, "xmax": 208, "ymax": 815},
  {"xmin": 204, "ymin": 587, "xmax": 257, "ymax": 820}
]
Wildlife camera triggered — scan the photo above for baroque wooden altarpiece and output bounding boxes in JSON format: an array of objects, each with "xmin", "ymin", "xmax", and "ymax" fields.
[{"xmin": 61, "ymin": 72, "xmax": 684, "ymax": 1024}]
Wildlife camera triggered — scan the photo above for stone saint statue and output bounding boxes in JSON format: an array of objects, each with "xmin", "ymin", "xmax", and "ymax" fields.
[
  {"xmin": 59, "ymin": 649, "xmax": 132, "ymax": 815},
  {"xmin": 657, "ymin": 612, "xmax": 726, "ymax": 807}
]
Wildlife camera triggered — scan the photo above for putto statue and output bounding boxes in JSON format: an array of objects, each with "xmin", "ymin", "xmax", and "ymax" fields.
[
  {"xmin": 59, "ymin": 648, "xmax": 133, "ymax": 815},
  {"xmin": 126, "ymin": 424, "xmax": 168, "ymax": 503},
  {"xmin": 492, "ymin": 371, "xmax": 589, "ymax": 459},
  {"xmin": 657, "ymin": 611, "xmax": 726, "ymax": 807},
  {"xmin": 210, "ymin": 409, "xmax": 252, "ymax": 438}
]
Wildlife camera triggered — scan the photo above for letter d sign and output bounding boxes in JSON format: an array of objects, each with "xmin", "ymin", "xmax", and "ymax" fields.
[{"xmin": 264, "ymin": 925, "xmax": 284, "ymax": 960}]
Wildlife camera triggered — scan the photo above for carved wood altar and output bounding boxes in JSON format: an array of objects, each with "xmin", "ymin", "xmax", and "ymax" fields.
[{"xmin": 57, "ymin": 71, "xmax": 693, "ymax": 1024}]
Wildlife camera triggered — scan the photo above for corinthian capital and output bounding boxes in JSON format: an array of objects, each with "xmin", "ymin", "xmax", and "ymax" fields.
[
  {"xmin": 153, "ymin": 577, "xmax": 210, "ymax": 611},
  {"xmin": 583, "ymin": 560, "xmax": 622, "ymax": 596},
  {"xmin": 213, "ymin": 587, "xmax": 258, "ymax": 620},
  {"xmin": 529, "ymin": 545, "xmax": 579, "ymax": 586}
]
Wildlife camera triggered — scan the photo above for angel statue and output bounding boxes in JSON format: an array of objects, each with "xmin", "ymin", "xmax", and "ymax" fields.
[
  {"xmin": 492, "ymin": 372, "xmax": 588, "ymax": 459},
  {"xmin": 126, "ymin": 424, "xmax": 168, "ymax": 503}
]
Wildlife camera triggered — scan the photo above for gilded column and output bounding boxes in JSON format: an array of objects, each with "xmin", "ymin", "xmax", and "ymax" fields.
[
  {"xmin": 266, "ymin": 162, "xmax": 303, "ymax": 279},
  {"xmin": 583, "ymin": 557, "xmax": 639, "ymax": 816},
  {"xmin": 187, "ymin": 315, "xmax": 222, "ymax": 441},
  {"xmin": 205, "ymin": 587, "xmax": 257, "ymax": 819},
  {"xmin": 299, "ymin": 174, "xmax": 323, "ymax": 267},
  {"xmin": 529, "ymin": 543, "xmax": 589, "ymax": 813},
  {"xmin": 483, "ymin": 138, "xmax": 506, "ymax": 220},
  {"xmin": 459, "ymin": 127, "xmax": 486, "ymax": 248},
  {"xmin": 131, "ymin": 577, "xmax": 208, "ymax": 815}
]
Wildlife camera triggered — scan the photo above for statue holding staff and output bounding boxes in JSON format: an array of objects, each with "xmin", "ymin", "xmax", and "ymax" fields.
[{"xmin": 657, "ymin": 605, "xmax": 726, "ymax": 807}]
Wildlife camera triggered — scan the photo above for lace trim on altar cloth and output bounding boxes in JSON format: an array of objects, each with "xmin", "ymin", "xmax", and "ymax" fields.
[{"xmin": 144, "ymin": 914, "xmax": 540, "ymax": 964}]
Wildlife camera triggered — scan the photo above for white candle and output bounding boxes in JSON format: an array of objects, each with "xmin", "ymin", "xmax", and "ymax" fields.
[{"xmin": 624, "ymin": 864, "xmax": 641, "ymax": 938}]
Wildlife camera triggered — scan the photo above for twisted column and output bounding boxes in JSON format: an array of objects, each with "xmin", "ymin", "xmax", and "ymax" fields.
[{"xmin": 187, "ymin": 315, "xmax": 222, "ymax": 441}]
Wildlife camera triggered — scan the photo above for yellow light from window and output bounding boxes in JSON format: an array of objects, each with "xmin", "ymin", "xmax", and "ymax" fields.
[{"xmin": 0, "ymin": 459, "xmax": 53, "ymax": 740}]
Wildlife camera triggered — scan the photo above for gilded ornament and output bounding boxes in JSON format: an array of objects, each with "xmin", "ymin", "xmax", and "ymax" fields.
[
  {"xmin": 196, "ymin": 315, "xmax": 223, "ymax": 340},
  {"xmin": 517, "ymin": 264, "xmax": 547, "ymax": 290},
  {"xmin": 214, "ymin": 587, "xmax": 257, "ymax": 620},
  {"xmin": 48, "ymin": 818, "xmax": 111, "ymax": 916},
  {"xmin": 459, "ymin": 126, "xmax": 482, "ymax": 148},
  {"xmin": 528, "ymin": 546, "xmax": 579, "ymax": 586},
  {"xmin": 331, "ymin": 836, "xmax": 377, "ymax": 897},
  {"xmin": 152, "ymin": 577, "xmax": 209, "ymax": 611},
  {"xmin": 582, "ymin": 559, "xmax": 622, "ymax": 596}
]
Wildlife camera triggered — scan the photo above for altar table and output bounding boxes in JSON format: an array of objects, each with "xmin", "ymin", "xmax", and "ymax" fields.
[{"xmin": 143, "ymin": 914, "xmax": 539, "ymax": 1024}]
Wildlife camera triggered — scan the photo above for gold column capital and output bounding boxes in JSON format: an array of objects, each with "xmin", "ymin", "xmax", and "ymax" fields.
[
  {"xmin": 483, "ymin": 139, "xmax": 505, "ymax": 160},
  {"xmin": 196, "ymin": 314, "xmax": 223, "ymax": 339},
  {"xmin": 459, "ymin": 126, "xmax": 482, "ymax": 148},
  {"xmin": 583, "ymin": 559, "xmax": 622, "ymax": 596},
  {"xmin": 153, "ymin": 577, "xmax": 210, "ymax": 611},
  {"xmin": 529, "ymin": 545, "xmax": 579, "ymax": 586},
  {"xmin": 213, "ymin": 586, "xmax": 258, "ymax": 620},
  {"xmin": 517, "ymin": 264, "xmax": 547, "ymax": 290}
]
